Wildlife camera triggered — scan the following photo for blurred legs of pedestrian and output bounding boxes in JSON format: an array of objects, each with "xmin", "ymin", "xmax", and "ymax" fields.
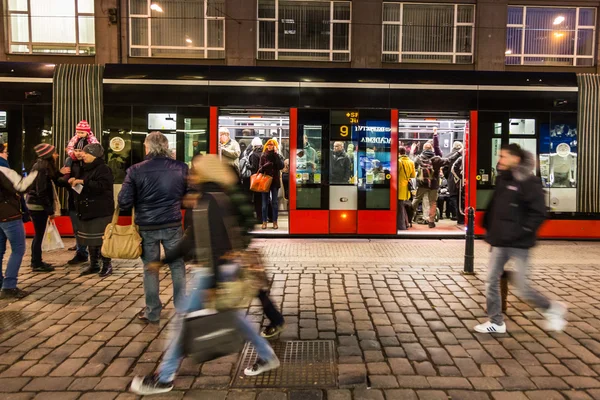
[
  {"xmin": 259, "ymin": 289, "xmax": 285, "ymax": 338},
  {"xmin": 67, "ymin": 210, "xmax": 88, "ymax": 264},
  {"xmin": 29, "ymin": 210, "xmax": 54, "ymax": 272}
]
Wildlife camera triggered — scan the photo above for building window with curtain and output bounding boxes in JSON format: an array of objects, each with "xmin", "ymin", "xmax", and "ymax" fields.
[
  {"xmin": 129, "ymin": 0, "xmax": 225, "ymax": 58},
  {"xmin": 257, "ymin": 0, "xmax": 351, "ymax": 62},
  {"xmin": 506, "ymin": 6, "xmax": 596, "ymax": 66},
  {"xmin": 382, "ymin": 3, "xmax": 475, "ymax": 64},
  {"xmin": 6, "ymin": 0, "xmax": 95, "ymax": 55}
]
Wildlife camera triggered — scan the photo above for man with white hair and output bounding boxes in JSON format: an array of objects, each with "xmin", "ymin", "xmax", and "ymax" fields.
[
  {"xmin": 219, "ymin": 127, "xmax": 241, "ymax": 173},
  {"xmin": 119, "ymin": 132, "xmax": 189, "ymax": 324}
]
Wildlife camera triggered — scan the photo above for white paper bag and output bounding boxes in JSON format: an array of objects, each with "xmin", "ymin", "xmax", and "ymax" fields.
[{"xmin": 41, "ymin": 219, "xmax": 65, "ymax": 252}]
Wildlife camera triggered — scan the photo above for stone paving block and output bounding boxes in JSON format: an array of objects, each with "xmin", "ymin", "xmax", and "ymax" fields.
[
  {"xmin": 352, "ymin": 388, "xmax": 384, "ymax": 400},
  {"xmin": 414, "ymin": 390, "xmax": 448, "ymax": 400},
  {"xmin": 289, "ymin": 390, "xmax": 323, "ymax": 400},
  {"xmin": 447, "ymin": 390, "xmax": 490, "ymax": 400},
  {"xmin": 256, "ymin": 392, "xmax": 287, "ymax": 400},
  {"xmin": 338, "ymin": 363, "xmax": 367, "ymax": 388},
  {"xmin": 563, "ymin": 377, "xmax": 600, "ymax": 389},
  {"xmin": 326, "ymin": 389, "xmax": 351, "ymax": 400},
  {"xmin": 427, "ymin": 377, "xmax": 472, "ymax": 389},
  {"xmin": 396, "ymin": 376, "xmax": 430, "ymax": 389},
  {"xmin": 383, "ymin": 389, "xmax": 417, "ymax": 400},
  {"xmin": 79, "ymin": 392, "xmax": 119, "ymax": 400},
  {"xmin": 498, "ymin": 376, "xmax": 537, "ymax": 390},
  {"xmin": 32, "ymin": 392, "xmax": 81, "ymax": 400},
  {"xmin": 491, "ymin": 392, "xmax": 529, "ymax": 400},
  {"xmin": 22, "ymin": 377, "xmax": 74, "ymax": 391},
  {"xmin": 0, "ymin": 377, "xmax": 31, "ymax": 392},
  {"xmin": 369, "ymin": 376, "xmax": 399, "ymax": 388},
  {"xmin": 562, "ymin": 392, "xmax": 592, "ymax": 400},
  {"xmin": 469, "ymin": 377, "xmax": 503, "ymax": 390},
  {"xmin": 524, "ymin": 391, "xmax": 566, "ymax": 400},
  {"xmin": 22, "ymin": 364, "xmax": 54, "ymax": 377},
  {"xmin": 532, "ymin": 377, "xmax": 570, "ymax": 390},
  {"xmin": 226, "ymin": 390, "xmax": 256, "ymax": 400}
]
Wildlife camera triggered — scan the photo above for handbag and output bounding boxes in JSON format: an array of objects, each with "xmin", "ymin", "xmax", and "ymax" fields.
[
  {"xmin": 182, "ymin": 308, "xmax": 245, "ymax": 363},
  {"xmin": 101, "ymin": 208, "xmax": 143, "ymax": 259},
  {"xmin": 249, "ymin": 172, "xmax": 272, "ymax": 193}
]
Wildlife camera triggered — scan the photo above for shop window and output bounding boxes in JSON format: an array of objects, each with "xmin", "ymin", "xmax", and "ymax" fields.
[
  {"xmin": 129, "ymin": 0, "xmax": 225, "ymax": 58},
  {"xmin": 257, "ymin": 0, "xmax": 351, "ymax": 61},
  {"xmin": 382, "ymin": 3, "xmax": 475, "ymax": 64},
  {"xmin": 506, "ymin": 6, "xmax": 596, "ymax": 67},
  {"xmin": 6, "ymin": 0, "xmax": 95, "ymax": 55}
]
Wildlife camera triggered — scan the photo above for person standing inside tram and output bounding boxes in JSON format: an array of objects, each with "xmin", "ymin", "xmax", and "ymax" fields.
[
  {"xmin": 330, "ymin": 141, "xmax": 352, "ymax": 184},
  {"xmin": 247, "ymin": 137, "xmax": 264, "ymax": 223},
  {"xmin": 397, "ymin": 147, "xmax": 416, "ymax": 230},
  {"xmin": 219, "ymin": 127, "xmax": 241, "ymax": 175},
  {"xmin": 258, "ymin": 139, "xmax": 284, "ymax": 230}
]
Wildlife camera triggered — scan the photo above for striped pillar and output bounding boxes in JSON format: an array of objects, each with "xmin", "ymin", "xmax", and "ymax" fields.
[{"xmin": 576, "ymin": 74, "xmax": 600, "ymax": 213}]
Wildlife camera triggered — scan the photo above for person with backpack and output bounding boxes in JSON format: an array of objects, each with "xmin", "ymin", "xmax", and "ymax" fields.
[
  {"xmin": 247, "ymin": 137, "xmax": 264, "ymax": 223},
  {"xmin": 475, "ymin": 143, "xmax": 567, "ymax": 334},
  {"xmin": 412, "ymin": 137, "xmax": 461, "ymax": 228}
]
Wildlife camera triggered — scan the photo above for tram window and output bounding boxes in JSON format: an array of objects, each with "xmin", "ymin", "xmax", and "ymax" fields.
[
  {"xmin": 0, "ymin": 111, "xmax": 6, "ymax": 129},
  {"xmin": 509, "ymin": 118, "xmax": 535, "ymax": 135},
  {"xmin": 330, "ymin": 140, "xmax": 356, "ymax": 185}
]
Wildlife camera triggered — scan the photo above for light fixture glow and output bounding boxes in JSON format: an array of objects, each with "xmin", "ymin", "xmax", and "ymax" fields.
[
  {"xmin": 553, "ymin": 16, "xmax": 565, "ymax": 25},
  {"xmin": 185, "ymin": 38, "xmax": 193, "ymax": 44},
  {"xmin": 505, "ymin": 50, "xmax": 512, "ymax": 55},
  {"xmin": 150, "ymin": 3, "xmax": 163, "ymax": 12},
  {"xmin": 554, "ymin": 32, "xmax": 565, "ymax": 38}
]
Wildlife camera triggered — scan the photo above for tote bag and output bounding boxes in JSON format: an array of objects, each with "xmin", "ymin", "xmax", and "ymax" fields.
[
  {"xmin": 101, "ymin": 208, "xmax": 143, "ymax": 259},
  {"xmin": 249, "ymin": 172, "xmax": 272, "ymax": 193}
]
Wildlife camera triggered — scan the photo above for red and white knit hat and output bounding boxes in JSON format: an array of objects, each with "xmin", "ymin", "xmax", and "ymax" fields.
[
  {"xmin": 34, "ymin": 143, "xmax": 56, "ymax": 159},
  {"xmin": 76, "ymin": 120, "xmax": 91, "ymax": 133}
]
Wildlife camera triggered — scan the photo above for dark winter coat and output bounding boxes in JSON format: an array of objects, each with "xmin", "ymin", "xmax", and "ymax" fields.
[
  {"xmin": 57, "ymin": 158, "xmax": 84, "ymax": 211},
  {"xmin": 414, "ymin": 150, "xmax": 461, "ymax": 191},
  {"xmin": 248, "ymin": 146, "xmax": 263, "ymax": 175},
  {"xmin": 259, "ymin": 150, "xmax": 284, "ymax": 188},
  {"xmin": 75, "ymin": 158, "xmax": 115, "ymax": 221},
  {"xmin": 26, "ymin": 159, "xmax": 59, "ymax": 215},
  {"xmin": 118, "ymin": 155, "xmax": 188, "ymax": 230},
  {"xmin": 331, "ymin": 150, "xmax": 352, "ymax": 184},
  {"xmin": 483, "ymin": 151, "xmax": 546, "ymax": 249},
  {"xmin": 448, "ymin": 156, "xmax": 463, "ymax": 197},
  {"xmin": 0, "ymin": 167, "xmax": 37, "ymax": 222}
]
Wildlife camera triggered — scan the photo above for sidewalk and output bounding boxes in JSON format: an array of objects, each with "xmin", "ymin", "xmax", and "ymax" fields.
[{"xmin": 1, "ymin": 239, "xmax": 600, "ymax": 400}]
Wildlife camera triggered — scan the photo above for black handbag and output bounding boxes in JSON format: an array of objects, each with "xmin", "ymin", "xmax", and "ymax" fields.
[{"xmin": 182, "ymin": 308, "xmax": 246, "ymax": 363}]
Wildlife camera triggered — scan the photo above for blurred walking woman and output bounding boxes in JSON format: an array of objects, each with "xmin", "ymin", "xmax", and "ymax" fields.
[
  {"xmin": 69, "ymin": 144, "xmax": 114, "ymax": 277},
  {"xmin": 259, "ymin": 139, "xmax": 284, "ymax": 230},
  {"xmin": 26, "ymin": 143, "xmax": 60, "ymax": 272}
]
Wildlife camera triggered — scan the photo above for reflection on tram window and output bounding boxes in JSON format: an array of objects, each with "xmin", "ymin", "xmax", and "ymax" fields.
[
  {"xmin": 359, "ymin": 145, "xmax": 390, "ymax": 186},
  {"xmin": 296, "ymin": 126, "xmax": 322, "ymax": 184},
  {"xmin": 330, "ymin": 141, "xmax": 355, "ymax": 184}
]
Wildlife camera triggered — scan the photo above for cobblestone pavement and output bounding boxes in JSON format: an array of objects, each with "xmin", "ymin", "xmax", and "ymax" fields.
[{"xmin": 1, "ymin": 239, "xmax": 600, "ymax": 400}]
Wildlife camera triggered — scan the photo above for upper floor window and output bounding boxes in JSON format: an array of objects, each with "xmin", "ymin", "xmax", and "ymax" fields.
[
  {"xmin": 506, "ymin": 6, "xmax": 596, "ymax": 66},
  {"xmin": 129, "ymin": 0, "xmax": 225, "ymax": 58},
  {"xmin": 257, "ymin": 0, "xmax": 351, "ymax": 62},
  {"xmin": 6, "ymin": 0, "xmax": 95, "ymax": 55},
  {"xmin": 382, "ymin": 3, "xmax": 475, "ymax": 64}
]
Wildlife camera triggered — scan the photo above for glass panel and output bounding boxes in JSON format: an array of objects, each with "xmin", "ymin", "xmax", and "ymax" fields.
[
  {"xmin": 297, "ymin": 125, "xmax": 322, "ymax": 184},
  {"xmin": 258, "ymin": 50, "xmax": 276, "ymax": 60},
  {"xmin": 130, "ymin": 47, "xmax": 148, "ymax": 57},
  {"xmin": 130, "ymin": 0, "xmax": 147, "ymax": 15},
  {"xmin": 207, "ymin": 20, "xmax": 224, "ymax": 48},
  {"xmin": 77, "ymin": 0, "xmax": 94, "ymax": 14},
  {"xmin": 8, "ymin": 0, "xmax": 28, "ymax": 12},
  {"xmin": 259, "ymin": 21, "xmax": 276, "ymax": 49},
  {"xmin": 509, "ymin": 118, "xmax": 535, "ymax": 135},
  {"xmin": 206, "ymin": 0, "xmax": 225, "ymax": 17},
  {"xmin": 506, "ymin": 56, "xmax": 520, "ymax": 65},
  {"xmin": 297, "ymin": 187, "xmax": 321, "ymax": 208},
  {"xmin": 151, "ymin": 0, "xmax": 204, "ymax": 48},
  {"xmin": 10, "ymin": 14, "xmax": 29, "ymax": 42},
  {"xmin": 576, "ymin": 58, "xmax": 594, "ymax": 66},
  {"xmin": 524, "ymin": 7, "xmax": 576, "ymax": 56},
  {"xmin": 183, "ymin": 117, "xmax": 209, "ymax": 166},
  {"xmin": 383, "ymin": 25, "xmax": 400, "ymax": 53},
  {"xmin": 279, "ymin": 0, "xmax": 331, "ymax": 50},
  {"xmin": 382, "ymin": 2, "xmax": 400, "ymax": 22},
  {"xmin": 10, "ymin": 44, "xmax": 29, "ymax": 53},
  {"xmin": 456, "ymin": 26, "xmax": 473, "ymax": 54},
  {"xmin": 258, "ymin": 0, "xmax": 276, "ymax": 19},
  {"xmin": 524, "ymin": 56, "xmax": 573, "ymax": 66},
  {"xmin": 579, "ymin": 8, "xmax": 596, "ymax": 27},
  {"xmin": 508, "ymin": 138, "xmax": 537, "ymax": 174},
  {"xmin": 457, "ymin": 5, "xmax": 474, "ymax": 24},
  {"xmin": 131, "ymin": 17, "xmax": 148, "ymax": 46},
  {"xmin": 78, "ymin": 16, "xmax": 95, "ymax": 44},
  {"xmin": 332, "ymin": 23, "xmax": 349, "ymax": 51},
  {"xmin": 332, "ymin": 52, "xmax": 349, "ymax": 62},
  {"xmin": 31, "ymin": 0, "xmax": 76, "ymax": 44},
  {"xmin": 366, "ymin": 189, "xmax": 390, "ymax": 209},
  {"xmin": 491, "ymin": 138, "xmax": 501, "ymax": 185},
  {"xmin": 577, "ymin": 29, "xmax": 594, "ymax": 56},
  {"xmin": 505, "ymin": 27, "xmax": 522, "ymax": 56},
  {"xmin": 402, "ymin": 4, "xmax": 454, "ymax": 54},
  {"xmin": 507, "ymin": 6, "xmax": 523, "ymax": 25},
  {"xmin": 333, "ymin": 2, "xmax": 350, "ymax": 21},
  {"xmin": 456, "ymin": 55, "xmax": 472, "ymax": 64},
  {"xmin": 402, "ymin": 54, "xmax": 453, "ymax": 63}
]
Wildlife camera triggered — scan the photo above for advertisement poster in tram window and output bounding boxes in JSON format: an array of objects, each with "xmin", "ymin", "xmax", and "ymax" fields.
[{"xmin": 356, "ymin": 119, "xmax": 392, "ymax": 187}]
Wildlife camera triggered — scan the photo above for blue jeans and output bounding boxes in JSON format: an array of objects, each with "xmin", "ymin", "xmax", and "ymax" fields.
[
  {"xmin": 140, "ymin": 227, "xmax": 186, "ymax": 322},
  {"xmin": 69, "ymin": 210, "xmax": 88, "ymax": 258},
  {"xmin": 262, "ymin": 186, "xmax": 279, "ymax": 223},
  {"xmin": 0, "ymin": 219, "xmax": 26, "ymax": 290},
  {"xmin": 157, "ymin": 269, "xmax": 276, "ymax": 383}
]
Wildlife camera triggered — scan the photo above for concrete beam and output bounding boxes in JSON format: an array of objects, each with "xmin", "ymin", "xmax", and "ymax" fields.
[
  {"xmin": 225, "ymin": 0, "xmax": 256, "ymax": 66},
  {"xmin": 95, "ymin": 0, "xmax": 120, "ymax": 65},
  {"xmin": 475, "ymin": 0, "xmax": 508, "ymax": 72},
  {"xmin": 351, "ymin": 0, "xmax": 383, "ymax": 69}
]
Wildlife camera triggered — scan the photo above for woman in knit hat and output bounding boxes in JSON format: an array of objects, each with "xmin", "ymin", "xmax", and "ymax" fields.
[
  {"xmin": 68, "ymin": 143, "xmax": 114, "ymax": 277},
  {"xmin": 26, "ymin": 143, "xmax": 60, "ymax": 272},
  {"xmin": 66, "ymin": 120, "xmax": 99, "ymax": 161},
  {"xmin": 258, "ymin": 138, "xmax": 284, "ymax": 230}
]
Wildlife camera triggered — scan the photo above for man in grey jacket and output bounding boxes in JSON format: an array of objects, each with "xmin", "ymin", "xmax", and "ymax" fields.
[{"xmin": 219, "ymin": 127, "xmax": 241, "ymax": 174}]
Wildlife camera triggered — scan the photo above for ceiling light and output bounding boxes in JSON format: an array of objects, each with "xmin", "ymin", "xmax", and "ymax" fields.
[
  {"xmin": 185, "ymin": 38, "xmax": 192, "ymax": 44},
  {"xmin": 553, "ymin": 16, "xmax": 565, "ymax": 25},
  {"xmin": 554, "ymin": 32, "xmax": 565, "ymax": 38},
  {"xmin": 505, "ymin": 50, "xmax": 512, "ymax": 55},
  {"xmin": 150, "ymin": 3, "xmax": 163, "ymax": 12}
]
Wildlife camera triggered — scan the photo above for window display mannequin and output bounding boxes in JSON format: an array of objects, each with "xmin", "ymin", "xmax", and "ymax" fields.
[{"xmin": 549, "ymin": 143, "xmax": 576, "ymax": 188}]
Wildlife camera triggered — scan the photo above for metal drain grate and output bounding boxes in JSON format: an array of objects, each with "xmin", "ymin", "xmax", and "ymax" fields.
[
  {"xmin": 0, "ymin": 311, "xmax": 34, "ymax": 333},
  {"xmin": 232, "ymin": 340, "xmax": 337, "ymax": 388}
]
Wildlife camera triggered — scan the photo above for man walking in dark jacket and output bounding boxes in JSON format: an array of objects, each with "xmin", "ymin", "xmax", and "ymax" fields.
[
  {"xmin": 119, "ymin": 132, "xmax": 189, "ymax": 323},
  {"xmin": 475, "ymin": 143, "xmax": 567, "ymax": 334}
]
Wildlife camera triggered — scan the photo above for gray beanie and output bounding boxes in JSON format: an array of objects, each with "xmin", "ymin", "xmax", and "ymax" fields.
[{"xmin": 83, "ymin": 143, "xmax": 104, "ymax": 158}]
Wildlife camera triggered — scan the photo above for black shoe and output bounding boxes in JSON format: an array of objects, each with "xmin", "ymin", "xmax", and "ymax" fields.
[
  {"xmin": 67, "ymin": 253, "xmax": 88, "ymax": 265},
  {"xmin": 428, "ymin": 222, "xmax": 436, "ymax": 228},
  {"xmin": 31, "ymin": 263, "xmax": 55, "ymax": 272},
  {"xmin": 261, "ymin": 324, "xmax": 285, "ymax": 338},
  {"xmin": 80, "ymin": 264, "xmax": 100, "ymax": 276},
  {"xmin": 137, "ymin": 309, "xmax": 159, "ymax": 324},
  {"xmin": 130, "ymin": 375, "xmax": 173, "ymax": 395},
  {"xmin": 99, "ymin": 263, "xmax": 112, "ymax": 278},
  {"xmin": 68, "ymin": 245, "xmax": 77, "ymax": 251},
  {"xmin": 0, "ymin": 288, "xmax": 29, "ymax": 299}
]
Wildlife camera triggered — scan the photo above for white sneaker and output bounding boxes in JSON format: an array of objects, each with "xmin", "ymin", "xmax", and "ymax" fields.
[
  {"xmin": 545, "ymin": 301, "xmax": 568, "ymax": 332},
  {"xmin": 474, "ymin": 321, "xmax": 507, "ymax": 334},
  {"xmin": 244, "ymin": 356, "xmax": 281, "ymax": 376}
]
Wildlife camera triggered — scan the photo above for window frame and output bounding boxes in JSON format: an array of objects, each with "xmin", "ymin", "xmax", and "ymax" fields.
[
  {"xmin": 381, "ymin": 2, "xmax": 476, "ymax": 64},
  {"xmin": 506, "ymin": 5, "xmax": 597, "ymax": 67},
  {"xmin": 256, "ymin": 0, "xmax": 352, "ymax": 62},
  {"xmin": 6, "ymin": 0, "xmax": 95, "ymax": 55},
  {"xmin": 128, "ymin": 0, "xmax": 226, "ymax": 59}
]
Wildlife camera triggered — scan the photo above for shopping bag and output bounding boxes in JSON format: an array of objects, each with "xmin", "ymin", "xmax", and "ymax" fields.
[
  {"xmin": 182, "ymin": 308, "xmax": 245, "ymax": 363},
  {"xmin": 41, "ymin": 219, "xmax": 65, "ymax": 252},
  {"xmin": 249, "ymin": 172, "xmax": 272, "ymax": 193},
  {"xmin": 101, "ymin": 208, "xmax": 143, "ymax": 259}
]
